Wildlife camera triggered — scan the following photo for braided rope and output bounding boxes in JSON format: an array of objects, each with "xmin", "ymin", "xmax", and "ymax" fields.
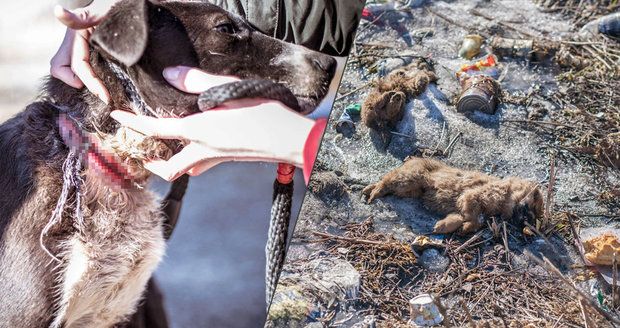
[{"xmin": 265, "ymin": 164, "xmax": 295, "ymax": 306}]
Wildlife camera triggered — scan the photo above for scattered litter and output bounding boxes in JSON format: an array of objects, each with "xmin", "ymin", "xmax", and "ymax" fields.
[
  {"xmin": 336, "ymin": 110, "xmax": 356, "ymax": 136},
  {"xmin": 456, "ymin": 54, "xmax": 499, "ymax": 79},
  {"xmin": 457, "ymin": 74, "xmax": 501, "ymax": 114},
  {"xmin": 579, "ymin": 12, "xmax": 620, "ymax": 39},
  {"xmin": 598, "ymin": 12, "xmax": 620, "ymax": 38},
  {"xmin": 345, "ymin": 103, "xmax": 362, "ymax": 116},
  {"xmin": 458, "ymin": 34, "xmax": 484, "ymax": 59},
  {"xmin": 490, "ymin": 36, "xmax": 556, "ymax": 61},
  {"xmin": 408, "ymin": 294, "xmax": 444, "ymax": 327},
  {"xmin": 582, "ymin": 230, "xmax": 620, "ymax": 266},
  {"xmin": 362, "ymin": 3, "xmax": 414, "ymax": 46},
  {"xmin": 410, "ymin": 235, "xmax": 444, "ymax": 251}
]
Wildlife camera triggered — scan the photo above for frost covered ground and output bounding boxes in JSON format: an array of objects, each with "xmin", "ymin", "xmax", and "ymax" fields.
[{"xmin": 267, "ymin": 0, "xmax": 619, "ymax": 327}]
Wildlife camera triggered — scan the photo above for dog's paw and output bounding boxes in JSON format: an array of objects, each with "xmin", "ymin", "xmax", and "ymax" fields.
[
  {"xmin": 460, "ymin": 221, "xmax": 482, "ymax": 235},
  {"xmin": 362, "ymin": 183, "xmax": 382, "ymax": 204},
  {"xmin": 433, "ymin": 213, "xmax": 464, "ymax": 234}
]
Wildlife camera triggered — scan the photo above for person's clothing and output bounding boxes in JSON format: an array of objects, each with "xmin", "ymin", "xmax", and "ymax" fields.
[
  {"xmin": 208, "ymin": 0, "xmax": 365, "ymax": 56},
  {"xmin": 302, "ymin": 118, "xmax": 327, "ymax": 183}
]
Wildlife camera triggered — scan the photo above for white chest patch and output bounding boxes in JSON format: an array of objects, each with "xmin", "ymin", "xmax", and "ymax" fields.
[{"xmin": 49, "ymin": 180, "xmax": 166, "ymax": 328}]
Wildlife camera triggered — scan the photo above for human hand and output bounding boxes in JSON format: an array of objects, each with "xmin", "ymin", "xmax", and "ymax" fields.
[
  {"xmin": 111, "ymin": 66, "xmax": 315, "ymax": 181},
  {"xmin": 50, "ymin": 1, "xmax": 118, "ymax": 103}
]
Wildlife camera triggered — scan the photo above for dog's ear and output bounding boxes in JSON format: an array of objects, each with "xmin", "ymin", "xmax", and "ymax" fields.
[{"xmin": 90, "ymin": 0, "xmax": 148, "ymax": 66}]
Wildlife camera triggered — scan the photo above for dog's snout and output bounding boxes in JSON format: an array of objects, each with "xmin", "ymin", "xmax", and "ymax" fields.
[{"xmin": 311, "ymin": 54, "xmax": 337, "ymax": 76}]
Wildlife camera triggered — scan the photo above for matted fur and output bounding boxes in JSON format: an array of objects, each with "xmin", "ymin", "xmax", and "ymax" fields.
[
  {"xmin": 363, "ymin": 157, "xmax": 544, "ymax": 234},
  {"xmin": 361, "ymin": 60, "xmax": 438, "ymax": 131}
]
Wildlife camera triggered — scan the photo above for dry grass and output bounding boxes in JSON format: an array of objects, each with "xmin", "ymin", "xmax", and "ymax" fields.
[{"xmin": 309, "ymin": 218, "xmax": 618, "ymax": 327}]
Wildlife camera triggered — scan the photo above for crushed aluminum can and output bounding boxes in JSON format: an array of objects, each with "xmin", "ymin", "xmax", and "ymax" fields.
[
  {"xmin": 335, "ymin": 110, "xmax": 355, "ymax": 136},
  {"xmin": 457, "ymin": 74, "xmax": 501, "ymax": 115},
  {"xmin": 408, "ymin": 294, "xmax": 444, "ymax": 327}
]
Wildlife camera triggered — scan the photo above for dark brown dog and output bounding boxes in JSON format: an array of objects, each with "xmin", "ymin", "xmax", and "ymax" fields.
[
  {"xmin": 363, "ymin": 158, "xmax": 544, "ymax": 234},
  {"xmin": 0, "ymin": 1, "xmax": 335, "ymax": 327}
]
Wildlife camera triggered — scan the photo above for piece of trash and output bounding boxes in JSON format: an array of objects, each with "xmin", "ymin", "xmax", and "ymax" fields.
[
  {"xmin": 419, "ymin": 248, "xmax": 449, "ymax": 272},
  {"xmin": 457, "ymin": 74, "xmax": 501, "ymax": 115},
  {"xmin": 411, "ymin": 235, "xmax": 444, "ymax": 251},
  {"xmin": 579, "ymin": 12, "xmax": 620, "ymax": 39},
  {"xmin": 408, "ymin": 294, "xmax": 444, "ymax": 327},
  {"xmin": 345, "ymin": 103, "xmax": 362, "ymax": 116},
  {"xmin": 490, "ymin": 37, "xmax": 555, "ymax": 62},
  {"xmin": 335, "ymin": 110, "xmax": 355, "ymax": 136},
  {"xmin": 362, "ymin": 3, "xmax": 414, "ymax": 46},
  {"xmin": 459, "ymin": 34, "xmax": 484, "ymax": 60},
  {"xmin": 579, "ymin": 228, "xmax": 620, "ymax": 286},
  {"xmin": 456, "ymin": 54, "xmax": 498, "ymax": 79},
  {"xmin": 523, "ymin": 225, "xmax": 535, "ymax": 236},
  {"xmin": 583, "ymin": 231, "xmax": 620, "ymax": 266},
  {"xmin": 598, "ymin": 12, "xmax": 620, "ymax": 38}
]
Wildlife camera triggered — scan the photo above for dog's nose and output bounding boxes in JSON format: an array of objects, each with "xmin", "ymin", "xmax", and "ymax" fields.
[{"xmin": 311, "ymin": 55, "xmax": 337, "ymax": 77}]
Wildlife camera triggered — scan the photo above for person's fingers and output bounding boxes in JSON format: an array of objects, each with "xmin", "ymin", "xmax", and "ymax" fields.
[
  {"xmin": 163, "ymin": 66, "xmax": 240, "ymax": 94},
  {"xmin": 110, "ymin": 111, "xmax": 188, "ymax": 139},
  {"xmin": 71, "ymin": 29, "xmax": 110, "ymax": 104},
  {"xmin": 50, "ymin": 29, "xmax": 84, "ymax": 88},
  {"xmin": 143, "ymin": 144, "xmax": 209, "ymax": 181},
  {"xmin": 54, "ymin": 4, "xmax": 104, "ymax": 29}
]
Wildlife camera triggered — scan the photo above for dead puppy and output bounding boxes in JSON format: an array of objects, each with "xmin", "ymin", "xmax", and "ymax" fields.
[
  {"xmin": 0, "ymin": 1, "xmax": 335, "ymax": 327},
  {"xmin": 362, "ymin": 158, "xmax": 544, "ymax": 234},
  {"xmin": 361, "ymin": 59, "xmax": 438, "ymax": 131}
]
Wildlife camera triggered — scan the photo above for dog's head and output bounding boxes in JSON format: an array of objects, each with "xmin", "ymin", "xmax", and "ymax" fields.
[
  {"xmin": 75, "ymin": 0, "xmax": 336, "ymax": 184},
  {"xmin": 511, "ymin": 181, "xmax": 544, "ymax": 227},
  {"xmin": 89, "ymin": 0, "xmax": 336, "ymax": 119}
]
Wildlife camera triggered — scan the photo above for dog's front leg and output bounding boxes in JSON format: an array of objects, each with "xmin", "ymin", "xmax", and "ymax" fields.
[
  {"xmin": 362, "ymin": 182, "xmax": 390, "ymax": 203},
  {"xmin": 456, "ymin": 189, "xmax": 486, "ymax": 234},
  {"xmin": 433, "ymin": 213, "xmax": 464, "ymax": 234}
]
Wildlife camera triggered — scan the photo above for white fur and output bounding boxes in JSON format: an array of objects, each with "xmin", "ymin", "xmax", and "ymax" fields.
[{"xmin": 49, "ymin": 170, "xmax": 166, "ymax": 328}]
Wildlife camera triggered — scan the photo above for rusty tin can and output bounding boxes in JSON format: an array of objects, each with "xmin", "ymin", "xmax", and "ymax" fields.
[{"xmin": 457, "ymin": 75, "xmax": 500, "ymax": 115}]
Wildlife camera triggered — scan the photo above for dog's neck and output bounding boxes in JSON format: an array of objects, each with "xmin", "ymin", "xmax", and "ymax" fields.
[
  {"xmin": 105, "ymin": 61, "xmax": 156, "ymax": 118},
  {"xmin": 40, "ymin": 55, "xmax": 168, "ymax": 189}
]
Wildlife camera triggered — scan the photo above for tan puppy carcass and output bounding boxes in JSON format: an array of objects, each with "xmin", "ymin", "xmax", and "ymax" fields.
[
  {"xmin": 363, "ymin": 158, "xmax": 544, "ymax": 234},
  {"xmin": 361, "ymin": 59, "xmax": 438, "ymax": 131}
]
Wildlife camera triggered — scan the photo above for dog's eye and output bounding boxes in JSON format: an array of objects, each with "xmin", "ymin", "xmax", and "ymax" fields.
[{"xmin": 214, "ymin": 23, "xmax": 236, "ymax": 34}]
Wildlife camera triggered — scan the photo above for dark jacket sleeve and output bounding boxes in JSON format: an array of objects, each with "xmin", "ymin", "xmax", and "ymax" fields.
[{"xmin": 210, "ymin": 0, "xmax": 365, "ymax": 57}]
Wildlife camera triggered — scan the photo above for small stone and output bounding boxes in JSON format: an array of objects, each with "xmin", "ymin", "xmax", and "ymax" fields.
[
  {"xmin": 310, "ymin": 258, "xmax": 361, "ymax": 299},
  {"xmin": 420, "ymin": 248, "xmax": 450, "ymax": 272}
]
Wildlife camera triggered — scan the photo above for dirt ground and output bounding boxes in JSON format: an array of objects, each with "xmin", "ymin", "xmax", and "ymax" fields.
[{"xmin": 267, "ymin": 0, "xmax": 619, "ymax": 327}]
